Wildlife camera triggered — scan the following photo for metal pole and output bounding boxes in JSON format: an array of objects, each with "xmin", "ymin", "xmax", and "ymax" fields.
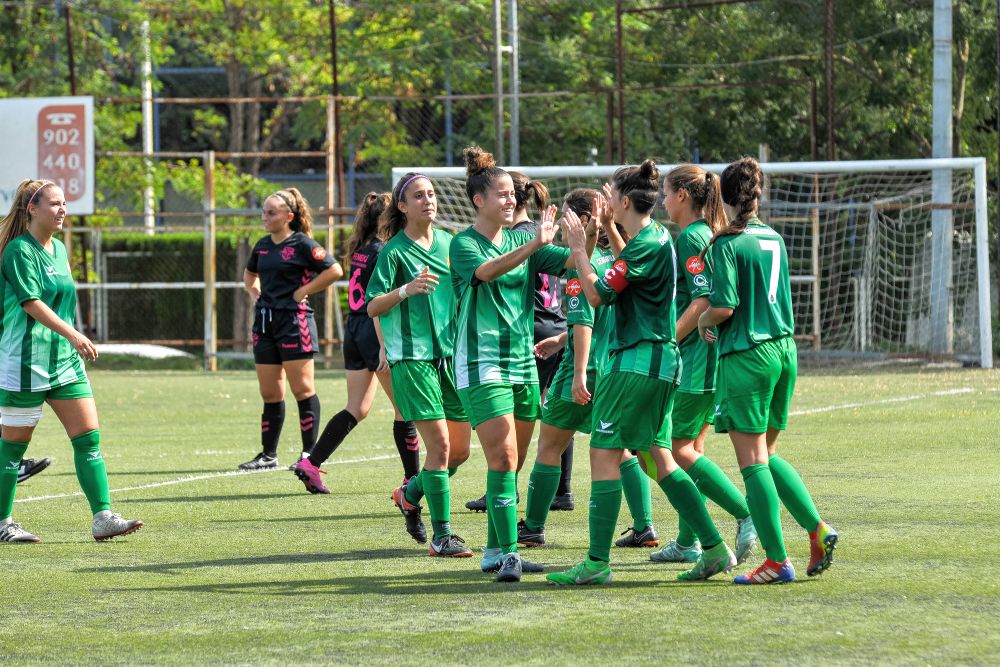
[
  {"xmin": 615, "ymin": 0, "xmax": 625, "ymax": 162},
  {"xmin": 824, "ymin": 0, "xmax": 835, "ymax": 160},
  {"xmin": 203, "ymin": 151, "xmax": 218, "ymax": 371},
  {"xmin": 493, "ymin": 0, "xmax": 505, "ymax": 164},
  {"xmin": 325, "ymin": 97, "xmax": 337, "ymax": 368},
  {"xmin": 995, "ymin": 0, "xmax": 999, "ymax": 298},
  {"xmin": 974, "ymin": 159, "xmax": 994, "ymax": 368},
  {"xmin": 328, "ymin": 0, "xmax": 345, "ymax": 208},
  {"xmin": 64, "ymin": 1, "xmax": 77, "ymax": 95},
  {"xmin": 141, "ymin": 20, "xmax": 155, "ymax": 235},
  {"xmin": 931, "ymin": 0, "xmax": 954, "ymax": 355},
  {"xmin": 508, "ymin": 0, "xmax": 520, "ymax": 165}
]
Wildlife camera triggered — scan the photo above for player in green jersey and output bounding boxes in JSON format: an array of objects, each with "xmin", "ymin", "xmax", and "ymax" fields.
[
  {"xmin": 0, "ymin": 179, "xmax": 143, "ymax": 543},
  {"xmin": 450, "ymin": 146, "xmax": 596, "ymax": 582},
  {"xmin": 645, "ymin": 164, "xmax": 758, "ymax": 566},
  {"xmin": 547, "ymin": 161, "xmax": 736, "ymax": 586},
  {"xmin": 698, "ymin": 157, "xmax": 838, "ymax": 585},
  {"xmin": 367, "ymin": 173, "xmax": 473, "ymax": 558}
]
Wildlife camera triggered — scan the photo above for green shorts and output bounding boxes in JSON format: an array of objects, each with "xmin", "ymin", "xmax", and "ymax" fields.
[
  {"xmin": 389, "ymin": 359, "xmax": 468, "ymax": 423},
  {"xmin": 541, "ymin": 394, "xmax": 593, "ymax": 434},
  {"xmin": 589, "ymin": 371, "xmax": 675, "ymax": 452},
  {"xmin": 715, "ymin": 336, "xmax": 797, "ymax": 435},
  {"xmin": 458, "ymin": 383, "xmax": 540, "ymax": 429},
  {"xmin": 671, "ymin": 391, "xmax": 715, "ymax": 440},
  {"xmin": 0, "ymin": 380, "xmax": 93, "ymax": 408}
]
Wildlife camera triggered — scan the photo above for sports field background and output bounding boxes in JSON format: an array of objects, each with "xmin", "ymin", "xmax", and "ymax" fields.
[{"xmin": 1, "ymin": 366, "xmax": 998, "ymax": 664}]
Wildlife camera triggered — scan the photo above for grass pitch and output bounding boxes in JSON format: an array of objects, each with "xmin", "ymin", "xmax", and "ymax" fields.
[{"xmin": 1, "ymin": 366, "xmax": 998, "ymax": 665}]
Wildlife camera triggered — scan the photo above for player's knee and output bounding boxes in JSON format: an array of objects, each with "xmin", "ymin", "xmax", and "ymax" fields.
[{"xmin": 0, "ymin": 406, "xmax": 43, "ymax": 428}]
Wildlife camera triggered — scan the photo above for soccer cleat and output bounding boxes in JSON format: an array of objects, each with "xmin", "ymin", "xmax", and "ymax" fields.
[
  {"xmin": 428, "ymin": 533, "xmax": 473, "ymax": 558},
  {"xmin": 0, "ymin": 521, "xmax": 40, "ymax": 543},
  {"xmin": 480, "ymin": 548, "xmax": 544, "ymax": 574},
  {"xmin": 238, "ymin": 453, "xmax": 278, "ymax": 471},
  {"xmin": 391, "ymin": 484, "xmax": 427, "ymax": 544},
  {"xmin": 549, "ymin": 493, "xmax": 575, "ymax": 511},
  {"xmin": 495, "ymin": 552, "xmax": 523, "ymax": 583},
  {"xmin": 293, "ymin": 458, "xmax": 330, "ymax": 494},
  {"xmin": 465, "ymin": 494, "xmax": 487, "ymax": 512},
  {"xmin": 92, "ymin": 512, "xmax": 144, "ymax": 541},
  {"xmin": 17, "ymin": 457, "xmax": 51, "ymax": 484},
  {"xmin": 546, "ymin": 558, "xmax": 613, "ymax": 586},
  {"xmin": 516, "ymin": 519, "xmax": 545, "ymax": 548},
  {"xmin": 807, "ymin": 521, "xmax": 839, "ymax": 576},
  {"xmin": 649, "ymin": 539, "xmax": 702, "ymax": 563},
  {"xmin": 734, "ymin": 516, "xmax": 758, "ymax": 565},
  {"xmin": 734, "ymin": 558, "xmax": 796, "ymax": 585},
  {"xmin": 615, "ymin": 525, "xmax": 660, "ymax": 548},
  {"xmin": 677, "ymin": 542, "xmax": 737, "ymax": 581},
  {"xmin": 287, "ymin": 451, "xmax": 310, "ymax": 471}
]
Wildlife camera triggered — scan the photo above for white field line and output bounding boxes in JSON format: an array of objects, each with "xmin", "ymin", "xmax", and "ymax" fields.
[{"xmin": 14, "ymin": 387, "xmax": 977, "ymax": 504}]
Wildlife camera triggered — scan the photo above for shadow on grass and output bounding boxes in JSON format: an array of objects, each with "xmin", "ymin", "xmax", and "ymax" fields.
[
  {"xmin": 98, "ymin": 566, "xmax": 738, "ymax": 595},
  {"xmin": 76, "ymin": 549, "xmax": 416, "ymax": 574}
]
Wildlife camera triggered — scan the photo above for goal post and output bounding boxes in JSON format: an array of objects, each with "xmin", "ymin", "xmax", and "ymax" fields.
[{"xmin": 393, "ymin": 157, "xmax": 993, "ymax": 369}]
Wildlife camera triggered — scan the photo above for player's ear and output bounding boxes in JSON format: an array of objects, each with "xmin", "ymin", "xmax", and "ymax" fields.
[{"xmin": 473, "ymin": 192, "xmax": 484, "ymax": 209}]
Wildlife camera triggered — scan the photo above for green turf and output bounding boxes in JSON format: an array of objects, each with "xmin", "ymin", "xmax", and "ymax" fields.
[{"xmin": 2, "ymin": 367, "xmax": 999, "ymax": 665}]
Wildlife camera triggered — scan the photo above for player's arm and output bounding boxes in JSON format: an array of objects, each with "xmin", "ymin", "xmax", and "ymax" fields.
[
  {"xmin": 372, "ymin": 316, "xmax": 389, "ymax": 372},
  {"xmin": 21, "ymin": 299, "xmax": 98, "ymax": 361},
  {"xmin": 559, "ymin": 209, "xmax": 598, "ymax": 270},
  {"xmin": 474, "ymin": 205, "xmax": 559, "ymax": 282},
  {"xmin": 243, "ymin": 269, "xmax": 261, "ymax": 303},
  {"xmin": 599, "ymin": 184, "xmax": 626, "ymax": 258},
  {"xmin": 562, "ymin": 209, "xmax": 612, "ymax": 308},
  {"xmin": 292, "ymin": 264, "xmax": 343, "ymax": 304},
  {"xmin": 534, "ymin": 331, "xmax": 567, "ymax": 360},
  {"xmin": 571, "ymin": 324, "xmax": 593, "ymax": 405},
  {"xmin": 698, "ymin": 306, "xmax": 733, "ymax": 344},
  {"xmin": 677, "ymin": 297, "xmax": 709, "ymax": 342}
]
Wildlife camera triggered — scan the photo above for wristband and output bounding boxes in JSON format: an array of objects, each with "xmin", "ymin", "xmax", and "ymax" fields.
[{"xmin": 398, "ymin": 285, "xmax": 409, "ymax": 300}]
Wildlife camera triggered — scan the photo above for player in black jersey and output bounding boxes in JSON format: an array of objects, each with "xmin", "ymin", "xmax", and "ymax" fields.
[
  {"xmin": 292, "ymin": 193, "xmax": 422, "ymax": 498},
  {"xmin": 464, "ymin": 172, "xmax": 576, "ymax": 512},
  {"xmin": 240, "ymin": 188, "xmax": 343, "ymax": 470}
]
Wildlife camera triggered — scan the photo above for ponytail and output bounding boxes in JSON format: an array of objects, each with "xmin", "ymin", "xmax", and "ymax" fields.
[
  {"xmin": 665, "ymin": 163, "xmax": 727, "ymax": 233},
  {"xmin": 702, "ymin": 156, "xmax": 764, "ymax": 256},
  {"xmin": 510, "ymin": 171, "xmax": 549, "ymax": 213},
  {"xmin": 269, "ymin": 187, "xmax": 314, "ymax": 237},
  {"xmin": 343, "ymin": 191, "xmax": 390, "ymax": 263}
]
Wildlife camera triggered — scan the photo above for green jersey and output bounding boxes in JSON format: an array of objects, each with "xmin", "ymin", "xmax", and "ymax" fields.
[
  {"xmin": 450, "ymin": 227, "xmax": 570, "ymax": 389},
  {"xmin": 675, "ymin": 220, "xmax": 717, "ymax": 393},
  {"xmin": 366, "ymin": 228, "xmax": 456, "ymax": 362},
  {"xmin": 593, "ymin": 221, "xmax": 680, "ymax": 384},
  {"xmin": 708, "ymin": 218, "xmax": 794, "ymax": 356},
  {"xmin": 0, "ymin": 233, "xmax": 87, "ymax": 392},
  {"xmin": 547, "ymin": 246, "xmax": 615, "ymax": 403}
]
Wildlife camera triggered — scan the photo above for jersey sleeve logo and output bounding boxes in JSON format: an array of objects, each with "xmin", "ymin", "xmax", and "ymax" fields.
[
  {"xmin": 603, "ymin": 259, "xmax": 629, "ymax": 293},
  {"xmin": 281, "ymin": 246, "xmax": 296, "ymax": 261},
  {"xmin": 566, "ymin": 278, "xmax": 583, "ymax": 296},
  {"xmin": 686, "ymin": 255, "xmax": 705, "ymax": 274},
  {"xmin": 311, "ymin": 246, "xmax": 327, "ymax": 261}
]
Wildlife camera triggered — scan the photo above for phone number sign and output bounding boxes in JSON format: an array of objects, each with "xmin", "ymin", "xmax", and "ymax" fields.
[{"xmin": 0, "ymin": 96, "xmax": 94, "ymax": 215}]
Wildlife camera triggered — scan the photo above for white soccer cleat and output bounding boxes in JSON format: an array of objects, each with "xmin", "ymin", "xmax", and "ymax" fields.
[
  {"xmin": 92, "ymin": 511, "xmax": 144, "ymax": 542},
  {"xmin": 0, "ymin": 520, "xmax": 41, "ymax": 543}
]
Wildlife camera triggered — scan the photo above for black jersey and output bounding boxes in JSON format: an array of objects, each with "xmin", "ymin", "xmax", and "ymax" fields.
[
  {"xmin": 346, "ymin": 240, "xmax": 385, "ymax": 316},
  {"xmin": 246, "ymin": 232, "xmax": 335, "ymax": 312},
  {"xmin": 512, "ymin": 220, "xmax": 567, "ymax": 340}
]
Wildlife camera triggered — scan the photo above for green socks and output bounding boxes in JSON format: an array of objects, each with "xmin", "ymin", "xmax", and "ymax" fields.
[
  {"xmin": 486, "ymin": 470, "xmax": 518, "ymax": 554},
  {"xmin": 675, "ymin": 515, "xmax": 697, "ymax": 547},
  {"xmin": 404, "ymin": 469, "xmax": 425, "ymax": 505},
  {"xmin": 587, "ymin": 479, "xmax": 623, "ymax": 563},
  {"xmin": 524, "ymin": 462, "xmax": 561, "ymax": 532},
  {"xmin": 741, "ymin": 463, "xmax": 787, "ymax": 562},
  {"xmin": 0, "ymin": 439, "xmax": 29, "ymax": 521},
  {"xmin": 421, "ymin": 469, "xmax": 451, "ymax": 540},
  {"xmin": 620, "ymin": 457, "xmax": 653, "ymax": 531},
  {"xmin": 658, "ymin": 468, "xmax": 723, "ymax": 547},
  {"xmin": 71, "ymin": 430, "xmax": 111, "ymax": 514},
  {"xmin": 688, "ymin": 456, "xmax": 751, "ymax": 520},
  {"xmin": 769, "ymin": 454, "xmax": 821, "ymax": 532}
]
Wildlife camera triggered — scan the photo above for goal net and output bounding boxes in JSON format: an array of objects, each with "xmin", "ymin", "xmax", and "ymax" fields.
[{"xmin": 393, "ymin": 158, "xmax": 993, "ymax": 368}]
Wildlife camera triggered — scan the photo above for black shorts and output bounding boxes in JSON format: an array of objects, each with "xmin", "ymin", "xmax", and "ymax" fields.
[
  {"xmin": 343, "ymin": 315, "xmax": 381, "ymax": 372},
  {"xmin": 252, "ymin": 307, "xmax": 319, "ymax": 365}
]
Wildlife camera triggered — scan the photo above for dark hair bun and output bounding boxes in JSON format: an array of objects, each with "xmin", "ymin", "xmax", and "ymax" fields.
[
  {"xmin": 638, "ymin": 159, "xmax": 659, "ymax": 181},
  {"xmin": 463, "ymin": 146, "xmax": 496, "ymax": 176}
]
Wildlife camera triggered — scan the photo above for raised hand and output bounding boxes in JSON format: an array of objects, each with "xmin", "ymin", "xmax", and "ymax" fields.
[
  {"xmin": 562, "ymin": 207, "xmax": 587, "ymax": 253},
  {"xmin": 404, "ymin": 265, "xmax": 439, "ymax": 296},
  {"xmin": 536, "ymin": 204, "xmax": 558, "ymax": 246}
]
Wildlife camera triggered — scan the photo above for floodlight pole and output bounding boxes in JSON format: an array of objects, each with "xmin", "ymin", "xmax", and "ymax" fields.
[
  {"xmin": 141, "ymin": 20, "xmax": 155, "ymax": 236},
  {"xmin": 508, "ymin": 0, "xmax": 520, "ymax": 166}
]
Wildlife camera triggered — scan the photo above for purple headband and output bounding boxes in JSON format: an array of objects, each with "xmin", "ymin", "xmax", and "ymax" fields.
[
  {"xmin": 26, "ymin": 180, "xmax": 54, "ymax": 208},
  {"xmin": 397, "ymin": 173, "xmax": 429, "ymax": 200}
]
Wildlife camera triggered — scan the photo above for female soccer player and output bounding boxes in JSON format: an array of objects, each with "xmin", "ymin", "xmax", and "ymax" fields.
[
  {"xmin": 698, "ymin": 156, "xmax": 838, "ymax": 584},
  {"xmin": 0, "ymin": 179, "xmax": 143, "ymax": 543},
  {"xmin": 240, "ymin": 188, "xmax": 342, "ymax": 471},
  {"xmin": 465, "ymin": 171, "xmax": 576, "ymax": 512},
  {"xmin": 292, "ymin": 193, "xmax": 421, "ymax": 496},
  {"xmin": 547, "ymin": 161, "xmax": 735, "ymax": 586},
  {"xmin": 647, "ymin": 164, "xmax": 758, "ymax": 565},
  {"xmin": 450, "ymin": 146, "xmax": 596, "ymax": 582},
  {"xmin": 367, "ymin": 173, "xmax": 472, "ymax": 557}
]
